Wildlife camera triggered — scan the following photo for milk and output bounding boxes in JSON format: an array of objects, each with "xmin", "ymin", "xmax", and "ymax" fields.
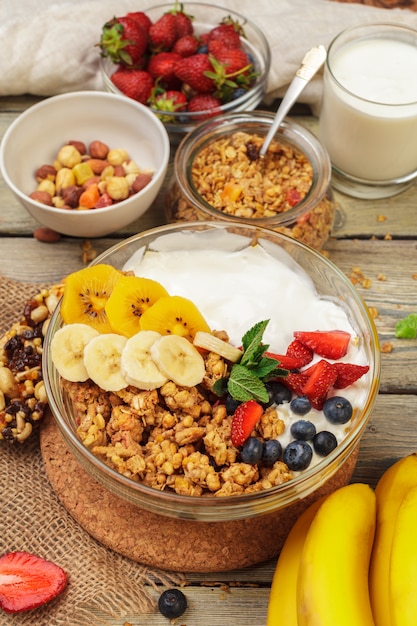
[{"xmin": 319, "ymin": 34, "xmax": 417, "ymax": 181}]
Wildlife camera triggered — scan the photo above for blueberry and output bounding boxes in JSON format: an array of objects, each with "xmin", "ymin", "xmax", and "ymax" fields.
[
  {"xmin": 241, "ymin": 437, "xmax": 264, "ymax": 464},
  {"xmin": 313, "ymin": 431, "xmax": 338, "ymax": 456},
  {"xmin": 323, "ymin": 396, "xmax": 353, "ymax": 424},
  {"xmin": 290, "ymin": 396, "xmax": 312, "ymax": 415},
  {"xmin": 262, "ymin": 439, "xmax": 282, "ymax": 466},
  {"xmin": 225, "ymin": 393, "xmax": 240, "ymax": 415},
  {"xmin": 263, "ymin": 381, "xmax": 292, "ymax": 408},
  {"xmin": 231, "ymin": 87, "xmax": 247, "ymax": 101},
  {"xmin": 290, "ymin": 419, "xmax": 316, "ymax": 441},
  {"xmin": 283, "ymin": 440, "xmax": 313, "ymax": 471},
  {"xmin": 158, "ymin": 589, "xmax": 187, "ymax": 619}
]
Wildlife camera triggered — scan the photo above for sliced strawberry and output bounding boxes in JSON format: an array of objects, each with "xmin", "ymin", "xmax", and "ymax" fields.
[
  {"xmin": 294, "ymin": 330, "xmax": 351, "ymax": 360},
  {"xmin": 265, "ymin": 352, "xmax": 304, "ymax": 370},
  {"xmin": 301, "ymin": 359, "xmax": 337, "ymax": 410},
  {"xmin": 230, "ymin": 400, "xmax": 263, "ymax": 447},
  {"xmin": 276, "ymin": 371, "xmax": 309, "ymax": 396},
  {"xmin": 0, "ymin": 551, "xmax": 67, "ymax": 613},
  {"xmin": 333, "ymin": 363, "xmax": 370, "ymax": 389},
  {"xmin": 285, "ymin": 339, "xmax": 314, "ymax": 367}
]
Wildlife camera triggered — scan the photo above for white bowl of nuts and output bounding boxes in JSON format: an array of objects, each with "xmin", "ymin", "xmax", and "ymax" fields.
[{"xmin": 0, "ymin": 91, "xmax": 170, "ymax": 238}]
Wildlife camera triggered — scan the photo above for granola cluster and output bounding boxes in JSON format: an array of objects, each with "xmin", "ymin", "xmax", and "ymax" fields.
[
  {"xmin": 166, "ymin": 131, "xmax": 335, "ymax": 250},
  {"xmin": 65, "ymin": 344, "xmax": 293, "ymax": 497},
  {"xmin": 0, "ymin": 285, "xmax": 64, "ymax": 444}
]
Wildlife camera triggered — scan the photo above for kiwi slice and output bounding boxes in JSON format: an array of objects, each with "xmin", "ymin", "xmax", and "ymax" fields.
[
  {"xmin": 105, "ymin": 275, "xmax": 169, "ymax": 337},
  {"xmin": 60, "ymin": 264, "xmax": 123, "ymax": 333},
  {"xmin": 139, "ymin": 295, "xmax": 211, "ymax": 341}
]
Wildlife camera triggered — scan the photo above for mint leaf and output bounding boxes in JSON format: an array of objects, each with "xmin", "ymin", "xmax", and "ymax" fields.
[
  {"xmin": 240, "ymin": 320, "xmax": 269, "ymax": 366},
  {"xmin": 395, "ymin": 314, "xmax": 417, "ymax": 339},
  {"xmin": 212, "ymin": 377, "xmax": 228, "ymax": 397},
  {"xmin": 227, "ymin": 364, "xmax": 269, "ymax": 403},
  {"xmin": 249, "ymin": 355, "xmax": 284, "ymax": 379}
]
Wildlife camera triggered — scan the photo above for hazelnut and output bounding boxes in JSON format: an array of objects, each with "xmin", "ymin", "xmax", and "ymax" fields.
[
  {"xmin": 29, "ymin": 190, "xmax": 53, "ymax": 206},
  {"xmin": 55, "ymin": 167, "xmax": 75, "ymax": 191},
  {"xmin": 33, "ymin": 227, "xmax": 62, "ymax": 243},
  {"xmin": 113, "ymin": 164, "xmax": 125, "ymax": 177},
  {"xmin": 57, "ymin": 144, "xmax": 82, "ymax": 168},
  {"xmin": 67, "ymin": 140, "xmax": 87, "ymax": 155},
  {"xmin": 89, "ymin": 140, "xmax": 109, "ymax": 159},
  {"xmin": 107, "ymin": 148, "xmax": 129, "ymax": 166},
  {"xmin": 106, "ymin": 176, "xmax": 129, "ymax": 200},
  {"xmin": 37, "ymin": 179, "xmax": 56, "ymax": 197},
  {"xmin": 61, "ymin": 185, "xmax": 83, "ymax": 208},
  {"xmin": 35, "ymin": 164, "xmax": 56, "ymax": 182}
]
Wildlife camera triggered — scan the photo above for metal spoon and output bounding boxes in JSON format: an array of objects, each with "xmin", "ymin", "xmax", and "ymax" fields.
[{"xmin": 258, "ymin": 45, "xmax": 327, "ymax": 159}]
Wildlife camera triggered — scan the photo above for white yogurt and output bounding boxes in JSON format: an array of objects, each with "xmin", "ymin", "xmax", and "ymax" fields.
[{"xmin": 319, "ymin": 35, "xmax": 417, "ymax": 181}]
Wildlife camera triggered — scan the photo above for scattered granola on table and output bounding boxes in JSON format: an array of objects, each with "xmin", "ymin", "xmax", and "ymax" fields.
[{"xmin": 0, "ymin": 284, "xmax": 64, "ymax": 444}]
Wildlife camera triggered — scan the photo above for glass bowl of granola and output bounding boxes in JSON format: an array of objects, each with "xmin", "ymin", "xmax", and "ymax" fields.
[
  {"xmin": 99, "ymin": 3, "xmax": 271, "ymax": 144},
  {"xmin": 165, "ymin": 111, "xmax": 336, "ymax": 250},
  {"xmin": 43, "ymin": 221, "xmax": 380, "ymax": 571}
]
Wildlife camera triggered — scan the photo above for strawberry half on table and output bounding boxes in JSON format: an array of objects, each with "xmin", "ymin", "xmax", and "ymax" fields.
[{"xmin": 0, "ymin": 551, "xmax": 67, "ymax": 613}]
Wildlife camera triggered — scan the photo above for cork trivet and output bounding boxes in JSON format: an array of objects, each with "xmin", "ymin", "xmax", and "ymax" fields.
[{"xmin": 40, "ymin": 410, "xmax": 359, "ymax": 573}]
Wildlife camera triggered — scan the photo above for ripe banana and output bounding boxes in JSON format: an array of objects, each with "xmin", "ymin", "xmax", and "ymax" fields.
[
  {"xmin": 83, "ymin": 333, "xmax": 128, "ymax": 392},
  {"xmin": 150, "ymin": 334, "xmax": 205, "ymax": 387},
  {"xmin": 369, "ymin": 453, "xmax": 417, "ymax": 626},
  {"xmin": 121, "ymin": 330, "xmax": 168, "ymax": 390},
  {"xmin": 50, "ymin": 323, "xmax": 99, "ymax": 382},
  {"xmin": 266, "ymin": 496, "xmax": 327, "ymax": 626},
  {"xmin": 297, "ymin": 483, "xmax": 376, "ymax": 626},
  {"xmin": 389, "ymin": 484, "xmax": 417, "ymax": 626},
  {"xmin": 193, "ymin": 331, "xmax": 242, "ymax": 363}
]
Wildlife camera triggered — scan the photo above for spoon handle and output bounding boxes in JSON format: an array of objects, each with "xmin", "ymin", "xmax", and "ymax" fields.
[{"xmin": 259, "ymin": 45, "xmax": 327, "ymax": 158}]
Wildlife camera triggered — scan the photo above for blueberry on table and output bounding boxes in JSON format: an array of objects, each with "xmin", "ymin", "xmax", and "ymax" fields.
[
  {"xmin": 158, "ymin": 588, "xmax": 187, "ymax": 619},
  {"xmin": 241, "ymin": 437, "xmax": 264, "ymax": 465},
  {"xmin": 323, "ymin": 396, "xmax": 353, "ymax": 424},
  {"xmin": 313, "ymin": 431, "xmax": 338, "ymax": 456},
  {"xmin": 283, "ymin": 440, "xmax": 313, "ymax": 471},
  {"xmin": 262, "ymin": 439, "xmax": 282, "ymax": 466},
  {"xmin": 263, "ymin": 381, "xmax": 292, "ymax": 408},
  {"xmin": 290, "ymin": 419, "xmax": 316, "ymax": 441},
  {"xmin": 290, "ymin": 395, "xmax": 312, "ymax": 415}
]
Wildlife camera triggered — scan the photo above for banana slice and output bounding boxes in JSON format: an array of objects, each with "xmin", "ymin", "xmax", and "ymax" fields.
[
  {"xmin": 83, "ymin": 333, "xmax": 128, "ymax": 391},
  {"xmin": 121, "ymin": 330, "xmax": 168, "ymax": 390},
  {"xmin": 50, "ymin": 323, "xmax": 100, "ymax": 382},
  {"xmin": 150, "ymin": 335, "xmax": 205, "ymax": 387},
  {"xmin": 193, "ymin": 331, "xmax": 242, "ymax": 363}
]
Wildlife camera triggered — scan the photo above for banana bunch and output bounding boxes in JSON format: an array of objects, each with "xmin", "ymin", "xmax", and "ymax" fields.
[{"xmin": 266, "ymin": 454, "xmax": 417, "ymax": 626}]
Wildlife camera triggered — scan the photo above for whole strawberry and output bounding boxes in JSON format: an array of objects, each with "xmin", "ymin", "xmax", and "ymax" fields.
[
  {"xmin": 187, "ymin": 94, "xmax": 222, "ymax": 120},
  {"xmin": 148, "ymin": 51, "xmax": 183, "ymax": 89},
  {"xmin": 207, "ymin": 22, "xmax": 243, "ymax": 51},
  {"xmin": 152, "ymin": 89, "xmax": 188, "ymax": 122},
  {"xmin": 126, "ymin": 11, "xmax": 152, "ymax": 33},
  {"xmin": 149, "ymin": 12, "xmax": 177, "ymax": 52},
  {"xmin": 98, "ymin": 16, "xmax": 148, "ymax": 67},
  {"xmin": 172, "ymin": 34, "xmax": 200, "ymax": 57},
  {"xmin": 111, "ymin": 68, "xmax": 154, "ymax": 104},
  {"xmin": 174, "ymin": 53, "xmax": 215, "ymax": 93},
  {"xmin": 171, "ymin": 5, "xmax": 194, "ymax": 38}
]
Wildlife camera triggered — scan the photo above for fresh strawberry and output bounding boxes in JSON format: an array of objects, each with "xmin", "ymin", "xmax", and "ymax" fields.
[
  {"xmin": 0, "ymin": 551, "xmax": 67, "ymax": 613},
  {"xmin": 285, "ymin": 339, "xmax": 314, "ymax": 367},
  {"xmin": 154, "ymin": 89, "xmax": 187, "ymax": 111},
  {"xmin": 265, "ymin": 352, "xmax": 304, "ymax": 370},
  {"xmin": 148, "ymin": 52, "xmax": 183, "ymax": 89},
  {"xmin": 333, "ymin": 363, "xmax": 370, "ymax": 389},
  {"xmin": 207, "ymin": 22, "xmax": 242, "ymax": 50},
  {"xmin": 111, "ymin": 68, "xmax": 154, "ymax": 104},
  {"xmin": 98, "ymin": 16, "xmax": 148, "ymax": 66},
  {"xmin": 187, "ymin": 94, "xmax": 222, "ymax": 119},
  {"xmin": 175, "ymin": 53, "xmax": 215, "ymax": 93},
  {"xmin": 173, "ymin": 34, "xmax": 200, "ymax": 57},
  {"xmin": 126, "ymin": 11, "xmax": 152, "ymax": 33},
  {"xmin": 301, "ymin": 359, "xmax": 338, "ymax": 409},
  {"xmin": 277, "ymin": 371, "xmax": 309, "ymax": 396},
  {"xmin": 230, "ymin": 399, "xmax": 264, "ymax": 447},
  {"xmin": 149, "ymin": 12, "xmax": 177, "ymax": 51},
  {"xmin": 171, "ymin": 6, "xmax": 194, "ymax": 38},
  {"xmin": 293, "ymin": 330, "xmax": 351, "ymax": 360},
  {"xmin": 212, "ymin": 48, "xmax": 252, "ymax": 76}
]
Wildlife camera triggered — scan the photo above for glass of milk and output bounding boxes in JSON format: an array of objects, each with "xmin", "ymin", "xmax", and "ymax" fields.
[{"xmin": 318, "ymin": 23, "xmax": 417, "ymax": 199}]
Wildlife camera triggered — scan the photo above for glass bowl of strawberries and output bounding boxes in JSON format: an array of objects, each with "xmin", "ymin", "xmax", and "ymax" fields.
[
  {"xmin": 43, "ymin": 221, "xmax": 380, "ymax": 572},
  {"xmin": 98, "ymin": 3, "xmax": 271, "ymax": 142}
]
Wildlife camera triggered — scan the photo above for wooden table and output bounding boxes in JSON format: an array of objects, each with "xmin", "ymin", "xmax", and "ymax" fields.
[{"xmin": 1, "ymin": 95, "xmax": 417, "ymax": 625}]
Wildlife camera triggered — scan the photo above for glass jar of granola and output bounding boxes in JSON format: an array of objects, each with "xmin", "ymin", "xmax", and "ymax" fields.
[{"xmin": 165, "ymin": 111, "xmax": 336, "ymax": 250}]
